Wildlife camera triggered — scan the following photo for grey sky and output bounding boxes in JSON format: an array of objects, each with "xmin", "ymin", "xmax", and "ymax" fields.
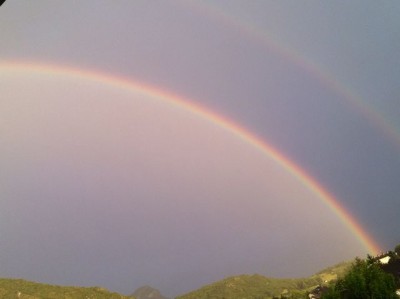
[{"xmin": 1, "ymin": 1, "xmax": 399, "ymax": 297}]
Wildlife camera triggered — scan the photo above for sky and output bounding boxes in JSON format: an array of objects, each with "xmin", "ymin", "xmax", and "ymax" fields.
[{"xmin": 1, "ymin": 1, "xmax": 400, "ymax": 297}]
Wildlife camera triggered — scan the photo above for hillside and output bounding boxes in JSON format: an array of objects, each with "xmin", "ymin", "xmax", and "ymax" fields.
[
  {"xmin": 0, "ymin": 261, "xmax": 353, "ymax": 299},
  {"xmin": 2, "ymin": 249, "xmax": 398, "ymax": 299},
  {"xmin": 176, "ymin": 261, "xmax": 352, "ymax": 299},
  {"xmin": 0, "ymin": 278, "xmax": 134, "ymax": 299}
]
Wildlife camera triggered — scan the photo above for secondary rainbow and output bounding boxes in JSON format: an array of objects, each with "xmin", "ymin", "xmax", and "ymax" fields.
[
  {"xmin": 183, "ymin": 1, "xmax": 400, "ymax": 150},
  {"xmin": 1, "ymin": 60, "xmax": 382, "ymax": 255}
]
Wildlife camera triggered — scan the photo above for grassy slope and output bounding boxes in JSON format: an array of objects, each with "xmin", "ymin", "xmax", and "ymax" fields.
[
  {"xmin": 176, "ymin": 261, "xmax": 352, "ymax": 299},
  {"xmin": 0, "ymin": 278, "xmax": 134, "ymax": 299}
]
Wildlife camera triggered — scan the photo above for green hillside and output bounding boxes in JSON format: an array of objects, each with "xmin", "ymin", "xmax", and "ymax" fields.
[
  {"xmin": 0, "ymin": 261, "xmax": 353, "ymax": 298},
  {"xmin": 0, "ymin": 278, "xmax": 134, "ymax": 299},
  {"xmin": 176, "ymin": 261, "xmax": 352, "ymax": 299}
]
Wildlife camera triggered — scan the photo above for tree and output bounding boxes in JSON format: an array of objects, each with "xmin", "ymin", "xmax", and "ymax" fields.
[
  {"xmin": 394, "ymin": 243, "xmax": 400, "ymax": 256},
  {"xmin": 322, "ymin": 257, "xmax": 397, "ymax": 299}
]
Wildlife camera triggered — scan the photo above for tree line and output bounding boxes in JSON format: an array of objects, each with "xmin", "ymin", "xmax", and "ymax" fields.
[{"xmin": 321, "ymin": 244, "xmax": 400, "ymax": 299}]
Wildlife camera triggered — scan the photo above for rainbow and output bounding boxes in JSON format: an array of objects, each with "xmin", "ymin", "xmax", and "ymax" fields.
[
  {"xmin": 1, "ymin": 60, "xmax": 382, "ymax": 255},
  {"xmin": 182, "ymin": 1, "xmax": 400, "ymax": 150}
]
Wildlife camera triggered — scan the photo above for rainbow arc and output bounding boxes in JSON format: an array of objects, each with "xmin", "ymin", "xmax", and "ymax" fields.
[{"xmin": 1, "ymin": 60, "xmax": 382, "ymax": 255}]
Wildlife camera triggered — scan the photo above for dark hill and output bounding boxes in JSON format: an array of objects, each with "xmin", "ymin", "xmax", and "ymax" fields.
[{"xmin": 131, "ymin": 285, "xmax": 169, "ymax": 299}]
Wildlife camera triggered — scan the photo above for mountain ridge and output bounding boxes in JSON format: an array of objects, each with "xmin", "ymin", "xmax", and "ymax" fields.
[{"xmin": 0, "ymin": 260, "xmax": 363, "ymax": 298}]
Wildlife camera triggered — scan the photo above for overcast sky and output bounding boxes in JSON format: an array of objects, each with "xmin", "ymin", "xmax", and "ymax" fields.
[{"xmin": 1, "ymin": 1, "xmax": 400, "ymax": 297}]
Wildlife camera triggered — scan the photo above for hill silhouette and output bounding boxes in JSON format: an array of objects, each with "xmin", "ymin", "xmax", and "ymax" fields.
[{"xmin": 131, "ymin": 285, "xmax": 170, "ymax": 299}]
